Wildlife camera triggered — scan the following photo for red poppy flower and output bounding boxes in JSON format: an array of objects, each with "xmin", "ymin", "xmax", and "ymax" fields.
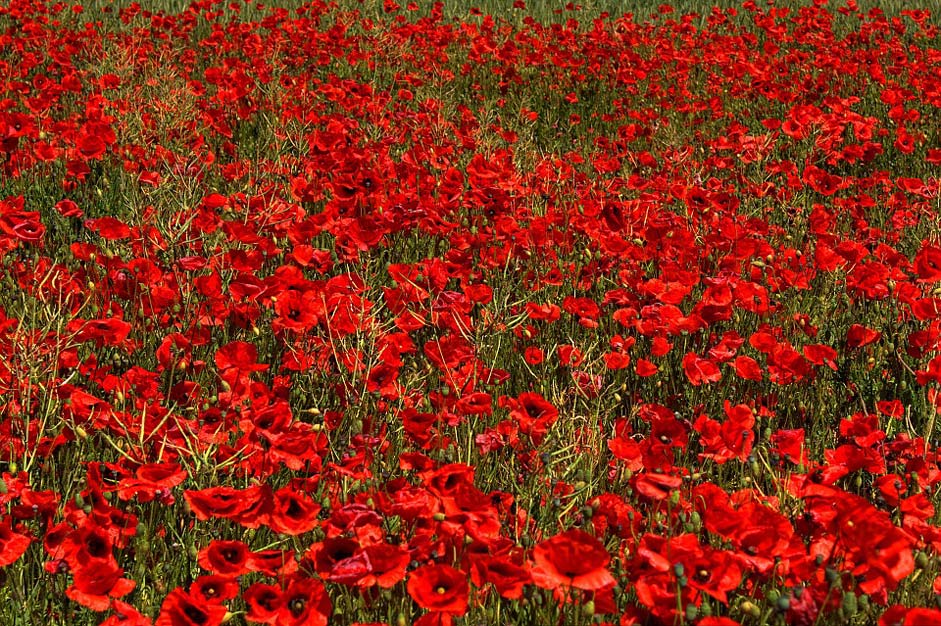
[
  {"xmin": 407, "ymin": 564, "xmax": 469, "ymax": 615},
  {"xmin": 85, "ymin": 217, "xmax": 132, "ymax": 240},
  {"xmin": 115, "ymin": 462, "xmax": 187, "ymax": 503},
  {"xmin": 214, "ymin": 341, "xmax": 269, "ymax": 374},
  {"xmin": 0, "ymin": 521, "xmax": 31, "ymax": 567},
  {"xmin": 357, "ymin": 543, "xmax": 410, "ymax": 588},
  {"xmin": 731, "ymin": 355, "xmax": 762, "ymax": 381},
  {"xmin": 305, "ymin": 537, "xmax": 361, "ymax": 581},
  {"xmin": 59, "ymin": 524, "xmax": 115, "ymax": 569},
  {"xmin": 276, "ymin": 575, "xmax": 332, "ymax": 626},
  {"xmin": 190, "ymin": 575, "xmax": 240, "ymax": 603},
  {"xmin": 184, "ymin": 484, "xmax": 272, "ymax": 528},
  {"xmin": 66, "ymin": 559, "xmax": 136, "ymax": 611},
  {"xmin": 469, "ymin": 554, "xmax": 532, "ymax": 599},
  {"xmin": 156, "ymin": 588, "xmax": 228, "ymax": 626},
  {"xmin": 880, "ymin": 605, "xmax": 941, "ymax": 626},
  {"xmin": 531, "ymin": 529, "xmax": 615, "ymax": 591},
  {"xmin": 0, "ymin": 207, "xmax": 44, "ymax": 244},
  {"xmin": 682, "ymin": 352, "xmax": 721, "ymax": 386},
  {"xmin": 268, "ymin": 488, "xmax": 321, "ymax": 536},
  {"xmin": 71, "ymin": 317, "xmax": 133, "ymax": 348},
  {"xmin": 500, "ymin": 392, "xmax": 559, "ymax": 445},
  {"xmin": 845, "ymin": 324, "xmax": 881, "ymax": 349},
  {"xmin": 243, "ymin": 583, "xmax": 282, "ymax": 624},
  {"xmin": 99, "ymin": 600, "xmax": 150, "ymax": 626},
  {"xmin": 198, "ymin": 540, "xmax": 252, "ymax": 577}
]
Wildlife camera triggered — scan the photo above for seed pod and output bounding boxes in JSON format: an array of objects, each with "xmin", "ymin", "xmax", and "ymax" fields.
[{"xmin": 841, "ymin": 592, "xmax": 857, "ymax": 616}]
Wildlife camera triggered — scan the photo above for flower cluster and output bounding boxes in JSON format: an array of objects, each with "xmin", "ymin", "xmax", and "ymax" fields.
[{"xmin": 1, "ymin": 1, "xmax": 941, "ymax": 625}]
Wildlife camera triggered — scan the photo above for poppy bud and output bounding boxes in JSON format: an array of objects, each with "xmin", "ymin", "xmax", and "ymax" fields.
[
  {"xmin": 858, "ymin": 594, "xmax": 869, "ymax": 611},
  {"xmin": 776, "ymin": 596, "xmax": 790, "ymax": 611},
  {"xmin": 685, "ymin": 604, "xmax": 698, "ymax": 621},
  {"xmin": 433, "ymin": 512, "xmax": 446, "ymax": 522},
  {"xmin": 8, "ymin": 462, "xmax": 17, "ymax": 474},
  {"xmin": 0, "ymin": 478, "xmax": 6, "ymax": 494},
  {"xmin": 75, "ymin": 425, "xmax": 88, "ymax": 439},
  {"xmin": 841, "ymin": 592, "xmax": 857, "ymax": 616},
  {"xmin": 396, "ymin": 613, "xmax": 407, "ymax": 626},
  {"xmin": 582, "ymin": 600, "xmax": 595, "ymax": 617},
  {"xmin": 916, "ymin": 551, "xmax": 929, "ymax": 569},
  {"xmin": 740, "ymin": 601, "xmax": 760, "ymax": 618}
]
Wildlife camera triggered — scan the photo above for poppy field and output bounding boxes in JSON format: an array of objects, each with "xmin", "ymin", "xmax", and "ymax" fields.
[{"xmin": 3, "ymin": 0, "xmax": 941, "ymax": 624}]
